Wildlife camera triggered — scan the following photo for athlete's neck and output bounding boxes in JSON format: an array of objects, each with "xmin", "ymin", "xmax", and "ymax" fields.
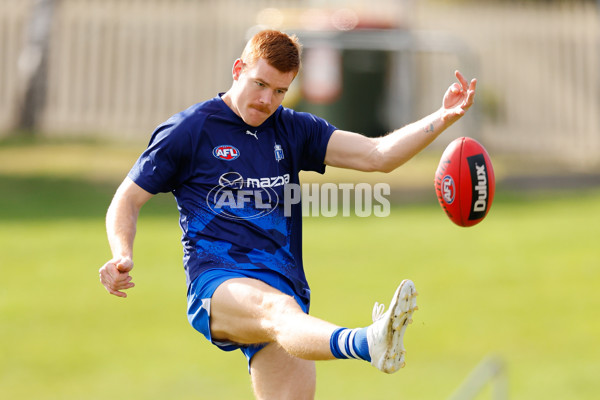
[{"xmin": 220, "ymin": 91, "xmax": 239, "ymax": 117}]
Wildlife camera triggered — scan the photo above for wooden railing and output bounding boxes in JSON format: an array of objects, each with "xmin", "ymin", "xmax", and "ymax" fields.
[{"xmin": 1, "ymin": 0, "xmax": 598, "ymax": 166}]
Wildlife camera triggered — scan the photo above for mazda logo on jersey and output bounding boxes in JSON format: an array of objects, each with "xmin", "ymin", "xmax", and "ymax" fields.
[
  {"xmin": 213, "ymin": 145, "xmax": 240, "ymax": 161},
  {"xmin": 218, "ymin": 171, "xmax": 244, "ymax": 189},
  {"xmin": 206, "ymin": 171, "xmax": 280, "ymax": 220}
]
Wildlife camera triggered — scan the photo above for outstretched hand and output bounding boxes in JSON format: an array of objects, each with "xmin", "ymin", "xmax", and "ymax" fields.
[
  {"xmin": 440, "ymin": 70, "xmax": 477, "ymax": 125},
  {"xmin": 99, "ymin": 257, "xmax": 135, "ymax": 298}
]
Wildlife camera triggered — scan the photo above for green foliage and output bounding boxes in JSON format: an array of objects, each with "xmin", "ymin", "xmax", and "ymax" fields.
[{"xmin": 1, "ymin": 140, "xmax": 599, "ymax": 399}]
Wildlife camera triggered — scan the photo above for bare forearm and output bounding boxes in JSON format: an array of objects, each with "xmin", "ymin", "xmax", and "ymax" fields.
[
  {"xmin": 99, "ymin": 178, "xmax": 151, "ymax": 298},
  {"xmin": 106, "ymin": 197, "xmax": 139, "ymax": 260},
  {"xmin": 374, "ymin": 109, "xmax": 449, "ymax": 172},
  {"xmin": 324, "ymin": 113, "xmax": 445, "ymax": 173},
  {"xmin": 105, "ymin": 178, "xmax": 152, "ymax": 260},
  {"xmin": 325, "ymin": 71, "xmax": 476, "ymax": 173}
]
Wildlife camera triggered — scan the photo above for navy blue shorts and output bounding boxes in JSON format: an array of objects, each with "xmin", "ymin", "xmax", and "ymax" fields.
[{"xmin": 186, "ymin": 268, "xmax": 310, "ymax": 367}]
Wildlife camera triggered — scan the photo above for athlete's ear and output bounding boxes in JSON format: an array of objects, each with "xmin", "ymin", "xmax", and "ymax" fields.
[{"xmin": 232, "ymin": 59, "xmax": 245, "ymax": 81}]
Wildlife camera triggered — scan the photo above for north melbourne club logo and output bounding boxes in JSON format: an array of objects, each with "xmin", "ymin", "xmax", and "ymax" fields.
[
  {"xmin": 274, "ymin": 143, "xmax": 284, "ymax": 162},
  {"xmin": 213, "ymin": 145, "xmax": 240, "ymax": 161}
]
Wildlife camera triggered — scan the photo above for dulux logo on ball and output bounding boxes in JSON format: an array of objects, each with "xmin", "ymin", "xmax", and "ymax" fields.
[
  {"xmin": 213, "ymin": 145, "xmax": 240, "ymax": 161},
  {"xmin": 467, "ymin": 154, "xmax": 488, "ymax": 220}
]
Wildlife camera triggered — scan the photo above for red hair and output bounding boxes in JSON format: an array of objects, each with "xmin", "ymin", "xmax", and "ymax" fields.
[{"xmin": 241, "ymin": 30, "xmax": 302, "ymax": 74}]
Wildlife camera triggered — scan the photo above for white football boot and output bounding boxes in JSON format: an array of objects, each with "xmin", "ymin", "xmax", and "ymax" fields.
[{"xmin": 367, "ymin": 279, "xmax": 418, "ymax": 373}]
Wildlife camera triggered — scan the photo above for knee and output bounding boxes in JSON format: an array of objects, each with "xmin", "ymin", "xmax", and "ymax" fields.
[
  {"xmin": 261, "ymin": 292, "xmax": 299, "ymax": 317},
  {"xmin": 260, "ymin": 293, "xmax": 302, "ymax": 335}
]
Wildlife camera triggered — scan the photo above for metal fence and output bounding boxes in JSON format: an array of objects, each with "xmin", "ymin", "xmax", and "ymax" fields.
[{"xmin": 0, "ymin": 0, "xmax": 598, "ymax": 166}]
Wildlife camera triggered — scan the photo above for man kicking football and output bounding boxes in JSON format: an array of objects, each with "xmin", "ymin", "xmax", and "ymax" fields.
[{"xmin": 99, "ymin": 29, "xmax": 476, "ymax": 400}]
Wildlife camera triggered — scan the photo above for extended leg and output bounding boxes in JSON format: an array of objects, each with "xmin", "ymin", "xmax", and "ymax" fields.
[
  {"xmin": 210, "ymin": 276, "xmax": 418, "ymax": 372},
  {"xmin": 210, "ymin": 277, "xmax": 338, "ymax": 360}
]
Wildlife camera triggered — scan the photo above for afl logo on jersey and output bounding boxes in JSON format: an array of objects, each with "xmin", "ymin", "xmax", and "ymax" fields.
[{"xmin": 213, "ymin": 145, "xmax": 240, "ymax": 161}]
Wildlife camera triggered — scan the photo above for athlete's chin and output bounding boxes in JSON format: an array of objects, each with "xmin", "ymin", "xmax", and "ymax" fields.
[
  {"xmin": 245, "ymin": 119, "xmax": 264, "ymax": 127},
  {"xmin": 244, "ymin": 110, "xmax": 271, "ymax": 127}
]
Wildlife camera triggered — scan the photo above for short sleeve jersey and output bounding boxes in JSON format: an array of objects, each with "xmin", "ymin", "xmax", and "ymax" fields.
[{"xmin": 128, "ymin": 95, "xmax": 336, "ymax": 300}]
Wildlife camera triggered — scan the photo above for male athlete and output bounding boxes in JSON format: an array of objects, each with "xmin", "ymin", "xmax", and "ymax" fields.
[{"xmin": 99, "ymin": 30, "xmax": 476, "ymax": 399}]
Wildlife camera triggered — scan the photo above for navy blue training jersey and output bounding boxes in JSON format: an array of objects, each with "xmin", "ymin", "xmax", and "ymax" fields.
[{"xmin": 128, "ymin": 95, "xmax": 336, "ymax": 300}]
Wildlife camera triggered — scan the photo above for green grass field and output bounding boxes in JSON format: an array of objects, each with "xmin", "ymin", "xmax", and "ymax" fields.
[{"xmin": 1, "ymin": 139, "xmax": 599, "ymax": 399}]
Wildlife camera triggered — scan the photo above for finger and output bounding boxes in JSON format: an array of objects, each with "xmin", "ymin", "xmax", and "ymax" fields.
[
  {"xmin": 466, "ymin": 88, "xmax": 476, "ymax": 106},
  {"xmin": 99, "ymin": 263, "xmax": 135, "ymax": 293},
  {"xmin": 100, "ymin": 260, "xmax": 120, "ymax": 280},
  {"xmin": 464, "ymin": 81, "xmax": 477, "ymax": 107},
  {"xmin": 469, "ymin": 78, "xmax": 477, "ymax": 92},
  {"xmin": 116, "ymin": 259, "xmax": 133, "ymax": 273},
  {"xmin": 102, "ymin": 259, "xmax": 133, "ymax": 283},
  {"xmin": 450, "ymin": 83, "xmax": 462, "ymax": 94},
  {"xmin": 455, "ymin": 70, "xmax": 469, "ymax": 90},
  {"xmin": 100, "ymin": 274, "xmax": 133, "ymax": 297},
  {"xmin": 109, "ymin": 274, "xmax": 134, "ymax": 290},
  {"xmin": 99, "ymin": 271, "xmax": 123, "ymax": 296},
  {"xmin": 107, "ymin": 287, "xmax": 128, "ymax": 298}
]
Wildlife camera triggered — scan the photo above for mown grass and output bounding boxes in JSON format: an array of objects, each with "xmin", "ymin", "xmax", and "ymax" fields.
[{"xmin": 1, "ymin": 139, "xmax": 599, "ymax": 399}]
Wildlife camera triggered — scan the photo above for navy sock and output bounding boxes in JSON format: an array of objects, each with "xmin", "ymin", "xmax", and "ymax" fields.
[{"xmin": 329, "ymin": 327, "xmax": 371, "ymax": 362}]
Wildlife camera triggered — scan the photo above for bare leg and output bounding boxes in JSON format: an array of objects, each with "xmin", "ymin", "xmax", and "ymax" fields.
[
  {"xmin": 210, "ymin": 277, "xmax": 338, "ymax": 360},
  {"xmin": 250, "ymin": 343, "xmax": 316, "ymax": 400}
]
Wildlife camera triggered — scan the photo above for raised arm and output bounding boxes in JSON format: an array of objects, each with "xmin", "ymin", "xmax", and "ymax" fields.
[
  {"xmin": 324, "ymin": 71, "xmax": 476, "ymax": 172},
  {"xmin": 99, "ymin": 177, "xmax": 154, "ymax": 298}
]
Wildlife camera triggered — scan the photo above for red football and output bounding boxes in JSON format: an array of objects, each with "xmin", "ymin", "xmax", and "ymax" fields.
[{"xmin": 434, "ymin": 137, "xmax": 495, "ymax": 227}]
